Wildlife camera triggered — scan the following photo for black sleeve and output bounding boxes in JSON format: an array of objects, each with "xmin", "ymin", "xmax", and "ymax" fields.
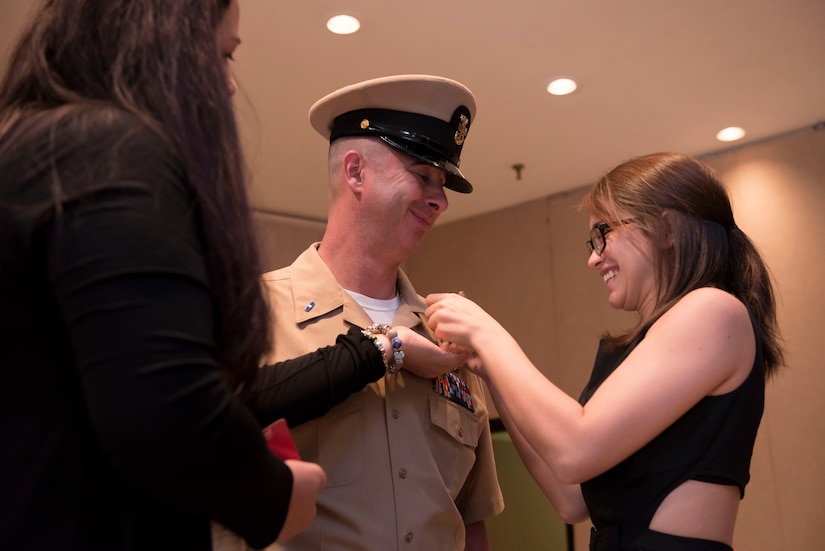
[
  {"xmin": 246, "ymin": 326, "xmax": 386, "ymax": 427},
  {"xmin": 44, "ymin": 125, "xmax": 290, "ymax": 548}
]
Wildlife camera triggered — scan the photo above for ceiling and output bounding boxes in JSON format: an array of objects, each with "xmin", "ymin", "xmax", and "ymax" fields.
[{"xmin": 3, "ymin": 0, "xmax": 824, "ymax": 226}]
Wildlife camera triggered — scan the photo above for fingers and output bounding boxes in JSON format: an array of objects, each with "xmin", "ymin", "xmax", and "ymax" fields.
[
  {"xmin": 425, "ymin": 292, "xmax": 448, "ymax": 306},
  {"xmin": 277, "ymin": 460, "xmax": 327, "ymax": 542},
  {"xmin": 424, "ymin": 292, "xmax": 456, "ymax": 323}
]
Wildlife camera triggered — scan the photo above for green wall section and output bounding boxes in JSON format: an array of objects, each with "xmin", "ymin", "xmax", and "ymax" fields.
[{"xmin": 487, "ymin": 431, "xmax": 569, "ymax": 550}]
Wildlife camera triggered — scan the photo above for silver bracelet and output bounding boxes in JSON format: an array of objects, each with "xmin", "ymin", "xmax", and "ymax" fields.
[{"xmin": 362, "ymin": 323, "xmax": 404, "ymax": 374}]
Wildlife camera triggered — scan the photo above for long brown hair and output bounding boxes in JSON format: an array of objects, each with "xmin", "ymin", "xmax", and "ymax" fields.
[
  {"xmin": 0, "ymin": 0, "xmax": 270, "ymax": 389},
  {"xmin": 580, "ymin": 152, "xmax": 784, "ymax": 378}
]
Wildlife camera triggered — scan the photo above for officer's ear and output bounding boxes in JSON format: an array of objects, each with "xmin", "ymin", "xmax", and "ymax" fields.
[{"xmin": 342, "ymin": 149, "xmax": 365, "ymax": 193}]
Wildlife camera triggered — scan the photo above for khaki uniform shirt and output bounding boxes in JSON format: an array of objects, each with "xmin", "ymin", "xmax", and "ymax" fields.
[{"xmin": 260, "ymin": 244, "xmax": 503, "ymax": 550}]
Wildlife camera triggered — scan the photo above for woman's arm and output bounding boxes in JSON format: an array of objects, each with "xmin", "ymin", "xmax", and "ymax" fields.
[
  {"xmin": 425, "ymin": 289, "xmax": 754, "ymax": 484},
  {"xmin": 246, "ymin": 326, "xmax": 385, "ymax": 427},
  {"xmin": 489, "ymin": 386, "xmax": 588, "ymax": 523},
  {"xmin": 246, "ymin": 324, "xmax": 472, "ymax": 427}
]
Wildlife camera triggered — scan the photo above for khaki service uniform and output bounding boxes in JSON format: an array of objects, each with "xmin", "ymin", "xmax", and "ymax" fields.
[{"xmin": 262, "ymin": 244, "xmax": 503, "ymax": 550}]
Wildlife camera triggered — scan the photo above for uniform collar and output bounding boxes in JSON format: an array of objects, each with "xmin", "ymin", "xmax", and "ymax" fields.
[{"xmin": 289, "ymin": 243, "xmax": 427, "ymax": 330}]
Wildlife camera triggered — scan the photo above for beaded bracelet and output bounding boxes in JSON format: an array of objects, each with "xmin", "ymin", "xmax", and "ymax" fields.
[{"xmin": 361, "ymin": 323, "xmax": 405, "ymax": 374}]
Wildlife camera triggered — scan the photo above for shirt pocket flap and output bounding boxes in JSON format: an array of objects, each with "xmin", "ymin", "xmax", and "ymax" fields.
[{"xmin": 428, "ymin": 393, "xmax": 483, "ymax": 448}]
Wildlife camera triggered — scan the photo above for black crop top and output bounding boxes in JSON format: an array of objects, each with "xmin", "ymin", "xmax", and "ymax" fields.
[{"xmin": 578, "ymin": 321, "xmax": 765, "ymax": 533}]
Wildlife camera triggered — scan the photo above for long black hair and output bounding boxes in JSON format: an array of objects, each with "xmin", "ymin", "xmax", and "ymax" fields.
[{"xmin": 0, "ymin": 0, "xmax": 270, "ymax": 389}]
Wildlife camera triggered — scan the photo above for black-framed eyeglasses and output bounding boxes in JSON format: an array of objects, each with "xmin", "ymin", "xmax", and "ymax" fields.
[{"xmin": 586, "ymin": 219, "xmax": 635, "ymax": 256}]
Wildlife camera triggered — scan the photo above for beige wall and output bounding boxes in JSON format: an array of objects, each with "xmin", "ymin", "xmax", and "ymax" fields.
[
  {"xmin": 253, "ymin": 127, "xmax": 825, "ymax": 550},
  {"xmin": 252, "ymin": 211, "xmax": 325, "ymax": 274}
]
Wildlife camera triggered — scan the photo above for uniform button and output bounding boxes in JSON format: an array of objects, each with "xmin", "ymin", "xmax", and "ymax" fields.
[
  {"xmin": 405, "ymin": 532, "xmax": 413, "ymax": 542},
  {"xmin": 392, "ymin": 409, "xmax": 400, "ymax": 419},
  {"xmin": 457, "ymin": 427, "xmax": 464, "ymax": 438},
  {"xmin": 398, "ymin": 468, "xmax": 407, "ymax": 479}
]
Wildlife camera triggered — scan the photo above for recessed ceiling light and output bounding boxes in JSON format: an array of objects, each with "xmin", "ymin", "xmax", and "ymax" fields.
[
  {"xmin": 716, "ymin": 126, "xmax": 745, "ymax": 142},
  {"xmin": 546, "ymin": 78, "xmax": 577, "ymax": 96},
  {"xmin": 326, "ymin": 14, "xmax": 360, "ymax": 35}
]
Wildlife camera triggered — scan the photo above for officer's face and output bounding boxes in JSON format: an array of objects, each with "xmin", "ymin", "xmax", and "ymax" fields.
[{"xmin": 368, "ymin": 146, "xmax": 449, "ymax": 258}]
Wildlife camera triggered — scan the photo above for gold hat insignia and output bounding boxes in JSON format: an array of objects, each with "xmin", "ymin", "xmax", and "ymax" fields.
[{"xmin": 454, "ymin": 114, "xmax": 469, "ymax": 145}]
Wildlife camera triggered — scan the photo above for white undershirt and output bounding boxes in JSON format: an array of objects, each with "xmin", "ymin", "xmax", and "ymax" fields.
[{"xmin": 345, "ymin": 290, "xmax": 401, "ymax": 325}]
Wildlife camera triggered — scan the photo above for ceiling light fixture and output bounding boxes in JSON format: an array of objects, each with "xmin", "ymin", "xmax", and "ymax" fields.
[
  {"xmin": 326, "ymin": 14, "xmax": 361, "ymax": 35},
  {"xmin": 546, "ymin": 78, "xmax": 577, "ymax": 96},
  {"xmin": 716, "ymin": 126, "xmax": 746, "ymax": 142}
]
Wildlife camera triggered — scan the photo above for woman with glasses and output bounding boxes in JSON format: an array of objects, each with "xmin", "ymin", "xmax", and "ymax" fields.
[{"xmin": 425, "ymin": 152, "xmax": 784, "ymax": 551}]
